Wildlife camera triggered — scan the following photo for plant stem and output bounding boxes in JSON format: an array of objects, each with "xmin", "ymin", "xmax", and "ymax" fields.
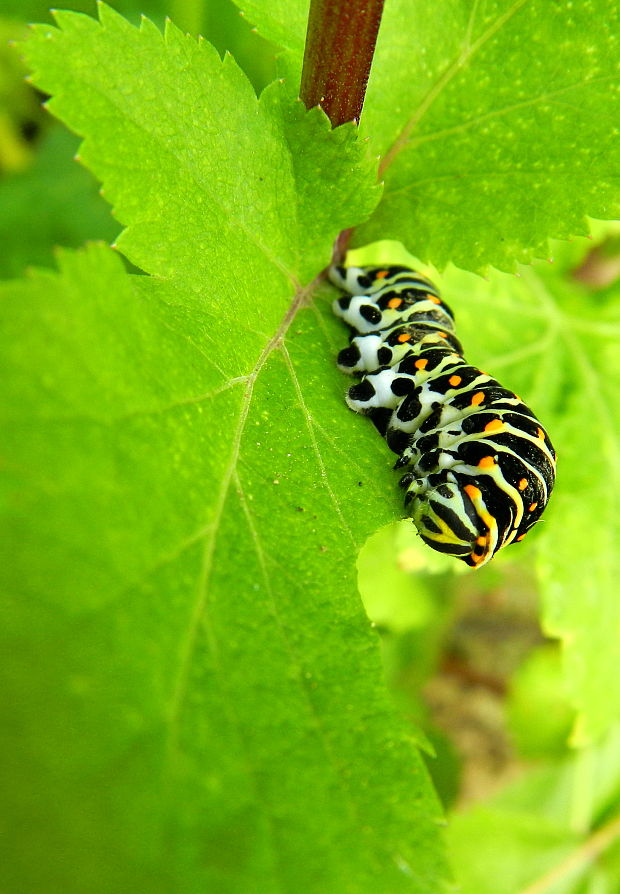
[
  {"xmin": 517, "ymin": 813, "xmax": 620, "ymax": 894},
  {"xmin": 300, "ymin": 0, "xmax": 385, "ymax": 128}
]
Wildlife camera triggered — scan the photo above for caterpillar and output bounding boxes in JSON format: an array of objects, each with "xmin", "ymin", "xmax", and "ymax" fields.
[{"xmin": 330, "ymin": 261, "xmax": 556, "ymax": 568}]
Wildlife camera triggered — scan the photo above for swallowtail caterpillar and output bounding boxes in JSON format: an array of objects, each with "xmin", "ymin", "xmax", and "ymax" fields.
[{"xmin": 330, "ymin": 261, "xmax": 556, "ymax": 568}]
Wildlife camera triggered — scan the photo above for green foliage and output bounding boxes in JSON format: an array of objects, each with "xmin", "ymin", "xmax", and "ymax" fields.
[
  {"xmin": 443, "ymin": 254, "xmax": 620, "ymax": 745},
  {"xmin": 237, "ymin": 0, "xmax": 308, "ymax": 57},
  {"xmin": 507, "ymin": 645, "xmax": 575, "ymax": 759},
  {"xmin": 0, "ymin": 127, "xmax": 118, "ymax": 277},
  {"xmin": 448, "ymin": 726, "xmax": 620, "ymax": 893},
  {"xmin": 236, "ymin": 0, "xmax": 620, "ymax": 272},
  {"xmin": 25, "ymin": 7, "xmax": 380, "ymax": 285},
  {"xmin": 1, "ymin": 0, "xmax": 168, "ymax": 24},
  {"xmin": 1, "ymin": 243, "xmax": 446, "ymax": 894},
  {"xmin": 0, "ymin": 18, "xmax": 46, "ymax": 172},
  {"xmin": 2, "ymin": 1, "xmax": 620, "ymax": 892},
  {"xmin": 2, "ymin": 7, "xmax": 445, "ymax": 894}
]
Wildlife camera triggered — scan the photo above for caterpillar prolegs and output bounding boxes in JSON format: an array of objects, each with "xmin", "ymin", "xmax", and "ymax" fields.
[{"xmin": 330, "ymin": 262, "xmax": 556, "ymax": 569}]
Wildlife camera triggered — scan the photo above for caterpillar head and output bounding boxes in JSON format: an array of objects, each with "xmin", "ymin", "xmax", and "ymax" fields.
[{"xmin": 404, "ymin": 471, "xmax": 499, "ymax": 568}]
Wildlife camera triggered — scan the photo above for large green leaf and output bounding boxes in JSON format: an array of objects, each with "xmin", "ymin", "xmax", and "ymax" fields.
[
  {"xmin": 359, "ymin": 0, "xmax": 620, "ymax": 271},
  {"xmin": 29, "ymin": 6, "xmax": 381, "ymax": 285},
  {"xmin": 236, "ymin": 0, "xmax": 620, "ymax": 273},
  {"xmin": 1, "ymin": 8, "xmax": 448, "ymax": 892}
]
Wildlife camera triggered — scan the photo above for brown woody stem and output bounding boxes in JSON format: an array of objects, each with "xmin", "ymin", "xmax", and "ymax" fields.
[{"xmin": 300, "ymin": 0, "xmax": 385, "ymax": 128}]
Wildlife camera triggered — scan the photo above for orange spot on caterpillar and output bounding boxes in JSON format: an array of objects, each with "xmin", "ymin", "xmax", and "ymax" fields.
[
  {"xmin": 438, "ymin": 331, "xmax": 448, "ymax": 338},
  {"xmin": 537, "ymin": 427, "xmax": 545, "ymax": 440},
  {"xmin": 516, "ymin": 533, "xmax": 526, "ymax": 541},
  {"xmin": 387, "ymin": 297, "xmax": 403, "ymax": 309},
  {"xmin": 414, "ymin": 358, "xmax": 428, "ymax": 370},
  {"xmin": 449, "ymin": 375, "xmax": 462, "ymax": 387},
  {"xmin": 478, "ymin": 456, "xmax": 495, "ymax": 469},
  {"xmin": 528, "ymin": 502, "xmax": 538, "ymax": 512},
  {"xmin": 428, "ymin": 295, "xmax": 441, "ymax": 304},
  {"xmin": 375, "ymin": 269, "xmax": 389, "ymax": 279},
  {"xmin": 476, "ymin": 536, "xmax": 486, "ymax": 546},
  {"xmin": 397, "ymin": 333, "xmax": 412, "ymax": 343},
  {"xmin": 471, "ymin": 391, "xmax": 485, "ymax": 406},
  {"xmin": 464, "ymin": 484, "xmax": 481, "ymax": 501},
  {"xmin": 484, "ymin": 419, "xmax": 504, "ymax": 434},
  {"xmin": 518, "ymin": 478, "xmax": 528, "ymax": 490}
]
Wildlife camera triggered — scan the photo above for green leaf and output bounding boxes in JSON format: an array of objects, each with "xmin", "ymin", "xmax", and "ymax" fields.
[
  {"xmin": 234, "ymin": 0, "xmax": 620, "ymax": 272},
  {"xmin": 448, "ymin": 726, "xmax": 620, "ymax": 893},
  {"xmin": 237, "ymin": 0, "xmax": 309, "ymax": 56},
  {"xmin": 358, "ymin": 521, "xmax": 442, "ymax": 633},
  {"xmin": 2, "ymin": 0, "xmax": 167, "ymax": 23},
  {"xmin": 359, "ymin": 0, "xmax": 620, "ymax": 271},
  {"xmin": 507, "ymin": 645, "xmax": 575, "ymax": 759},
  {"xmin": 2, "ymin": 8, "xmax": 447, "ymax": 892},
  {"xmin": 450, "ymin": 808, "xmax": 579, "ymax": 894},
  {"xmin": 24, "ymin": 5, "xmax": 380, "ymax": 289},
  {"xmin": 0, "ymin": 248, "xmax": 447, "ymax": 892},
  {"xmin": 0, "ymin": 126, "xmax": 118, "ymax": 277}
]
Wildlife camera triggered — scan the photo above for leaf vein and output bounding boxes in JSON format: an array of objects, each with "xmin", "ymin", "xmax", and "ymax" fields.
[
  {"xmin": 378, "ymin": 0, "xmax": 530, "ymax": 176},
  {"xmin": 168, "ymin": 268, "xmax": 329, "ymax": 735},
  {"xmin": 282, "ymin": 344, "xmax": 356, "ymax": 547}
]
